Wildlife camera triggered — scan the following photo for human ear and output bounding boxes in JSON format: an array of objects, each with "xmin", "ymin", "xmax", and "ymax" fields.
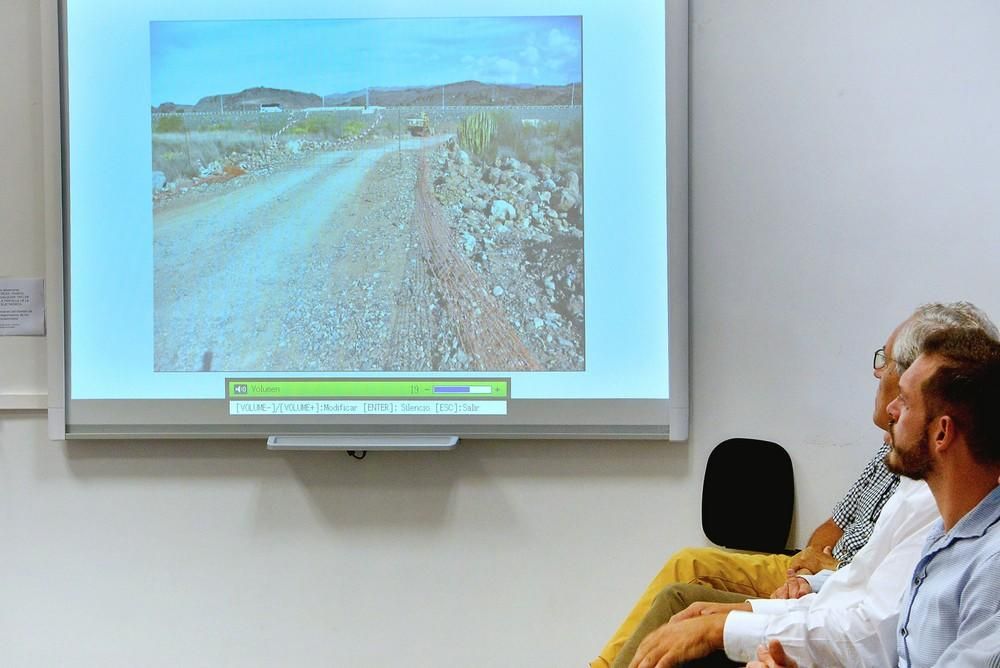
[{"xmin": 933, "ymin": 415, "xmax": 955, "ymax": 452}]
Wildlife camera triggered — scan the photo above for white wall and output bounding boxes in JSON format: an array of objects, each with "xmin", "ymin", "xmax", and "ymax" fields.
[
  {"xmin": 2, "ymin": 1, "xmax": 1000, "ymax": 665},
  {"xmin": 691, "ymin": 0, "xmax": 1000, "ymax": 532}
]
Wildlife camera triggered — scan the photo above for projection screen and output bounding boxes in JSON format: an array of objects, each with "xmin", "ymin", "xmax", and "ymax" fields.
[{"xmin": 48, "ymin": 0, "xmax": 689, "ymax": 440}]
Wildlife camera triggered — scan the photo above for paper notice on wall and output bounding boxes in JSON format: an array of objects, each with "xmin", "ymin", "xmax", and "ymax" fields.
[{"xmin": 0, "ymin": 278, "xmax": 45, "ymax": 336}]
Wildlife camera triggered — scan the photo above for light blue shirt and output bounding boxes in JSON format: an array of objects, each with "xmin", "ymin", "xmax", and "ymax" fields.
[{"xmin": 897, "ymin": 484, "xmax": 1000, "ymax": 667}]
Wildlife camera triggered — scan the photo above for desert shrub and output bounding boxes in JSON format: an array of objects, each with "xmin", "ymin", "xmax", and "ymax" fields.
[
  {"xmin": 382, "ymin": 115, "xmax": 402, "ymax": 137},
  {"xmin": 286, "ymin": 114, "xmax": 345, "ymax": 138},
  {"xmin": 342, "ymin": 120, "xmax": 365, "ymax": 137},
  {"xmin": 306, "ymin": 116, "xmax": 335, "ymax": 136},
  {"xmin": 154, "ymin": 115, "xmax": 185, "ymax": 133},
  {"xmin": 562, "ymin": 146, "xmax": 584, "ymax": 178},
  {"xmin": 152, "ymin": 130, "xmax": 259, "ymax": 181},
  {"xmin": 152, "ymin": 136, "xmax": 191, "ymax": 181},
  {"xmin": 542, "ymin": 121, "xmax": 561, "ymax": 137},
  {"xmin": 558, "ymin": 117, "xmax": 583, "ymax": 151},
  {"xmin": 257, "ymin": 113, "xmax": 292, "ymax": 135},
  {"xmin": 491, "ymin": 111, "xmax": 525, "ymax": 161},
  {"xmin": 540, "ymin": 148, "xmax": 558, "ymax": 171}
]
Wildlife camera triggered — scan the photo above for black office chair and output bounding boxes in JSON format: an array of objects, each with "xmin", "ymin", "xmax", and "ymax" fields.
[{"xmin": 702, "ymin": 438, "xmax": 794, "ymax": 554}]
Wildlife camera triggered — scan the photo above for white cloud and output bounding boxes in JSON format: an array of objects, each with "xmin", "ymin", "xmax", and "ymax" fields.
[
  {"xmin": 520, "ymin": 45, "xmax": 540, "ymax": 64},
  {"xmin": 547, "ymin": 28, "xmax": 579, "ymax": 58}
]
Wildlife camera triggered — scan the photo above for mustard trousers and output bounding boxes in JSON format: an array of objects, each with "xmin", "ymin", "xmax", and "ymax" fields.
[{"xmin": 591, "ymin": 547, "xmax": 794, "ymax": 668}]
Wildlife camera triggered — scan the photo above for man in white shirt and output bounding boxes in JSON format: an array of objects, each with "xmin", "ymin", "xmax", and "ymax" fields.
[
  {"xmin": 623, "ymin": 476, "xmax": 937, "ymax": 667},
  {"xmin": 616, "ymin": 304, "xmax": 998, "ymax": 668}
]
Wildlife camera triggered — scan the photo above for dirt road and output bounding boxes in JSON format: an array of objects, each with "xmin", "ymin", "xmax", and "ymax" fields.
[{"xmin": 154, "ymin": 137, "xmax": 445, "ymax": 371}]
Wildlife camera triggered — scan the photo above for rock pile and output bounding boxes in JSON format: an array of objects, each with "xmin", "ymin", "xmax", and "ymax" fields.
[{"xmin": 428, "ymin": 139, "xmax": 586, "ymax": 370}]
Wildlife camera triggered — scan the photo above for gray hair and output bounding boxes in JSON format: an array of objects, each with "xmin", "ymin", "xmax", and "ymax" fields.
[{"xmin": 892, "ymin": 302, "xmax": 1000, "ymax": 372}]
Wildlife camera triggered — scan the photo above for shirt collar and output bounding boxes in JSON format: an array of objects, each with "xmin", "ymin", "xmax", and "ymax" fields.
[{"xmin": 943, "ymin": 484, "xmax": 1000, "ymax": 542}]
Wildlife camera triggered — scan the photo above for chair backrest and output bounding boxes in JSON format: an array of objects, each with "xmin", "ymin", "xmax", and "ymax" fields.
[{"xmin": 702, "ymin": 438, "xmax": 794, "ymax": 554}]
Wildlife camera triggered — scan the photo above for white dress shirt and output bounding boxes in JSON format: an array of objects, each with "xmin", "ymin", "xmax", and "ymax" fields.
[{"xmin": 722, "ymin": 478, "xmax": 939, "ymax": 667}]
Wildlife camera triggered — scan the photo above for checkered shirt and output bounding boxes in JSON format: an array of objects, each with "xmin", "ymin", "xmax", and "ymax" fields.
[{"xmin": 830, "ymin": 441, "xmax": 900, "ymax": 566}]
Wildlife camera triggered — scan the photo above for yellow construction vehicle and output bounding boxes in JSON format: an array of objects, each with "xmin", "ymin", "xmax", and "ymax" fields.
[{"xmin": 406, "ymin": 112, "xmax": 432, "ymax": 137}]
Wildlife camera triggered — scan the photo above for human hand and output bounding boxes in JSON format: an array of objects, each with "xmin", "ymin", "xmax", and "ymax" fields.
[
  {"xmin": 745, "ymin": 639, "xmax": 798, "ymax": 668},
  {"xmin": 668, "ymin": 600, "xmax": 751, "ymax": 624},
  {"xmin": 788, "ymin": 545, "xmax": 838, "ymax": 574},
  {"xmin": 627, "ymin": 614, "xmax": 727, "ymax": 668},
  {"xmin": 769, "ymin": 570, "xmax": 813, "ymax": 599}
]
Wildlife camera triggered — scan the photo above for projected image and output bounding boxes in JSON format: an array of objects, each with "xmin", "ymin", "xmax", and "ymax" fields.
[{"xmin": 151, "ymin": 17, "xmax": 584, "ymax": 373}]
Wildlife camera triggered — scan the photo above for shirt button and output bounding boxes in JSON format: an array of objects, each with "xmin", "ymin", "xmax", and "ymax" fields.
[{"xmin": 901, "ymin": 628, "xmax": 908, "ymax": 637}]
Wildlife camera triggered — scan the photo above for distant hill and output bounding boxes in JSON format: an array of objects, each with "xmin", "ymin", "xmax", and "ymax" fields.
[
  {"xmin": 152, "ymin": 87, "xmax": 321, "ymax": 114},
  {"xmin": 191, "ymin": 87, "xmax": 322, "ymax": 113},
  {"xmin": 152, "ymin": 101, "xmax": 193, "ymax": 114},
  {"xmin": 152, "ymin": 81, "xmax": 581, "ymax": 114},
  {"xmin": 325, "ymin": 80, "xmax": 582, "ymax": 107}
]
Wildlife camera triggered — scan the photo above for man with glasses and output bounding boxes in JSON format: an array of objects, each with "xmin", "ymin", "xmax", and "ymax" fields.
[{"xmin": 609, "ymin": 303, "xmax": 999, "ymax": 667}]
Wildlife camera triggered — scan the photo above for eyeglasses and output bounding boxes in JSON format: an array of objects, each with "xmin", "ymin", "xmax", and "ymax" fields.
[{"xmin": 874, "ymin": 346, "xmax": 890, "ymax": 370}]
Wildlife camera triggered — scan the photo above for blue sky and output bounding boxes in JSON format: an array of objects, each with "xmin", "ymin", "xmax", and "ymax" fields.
[{"xmin": 150, "ymin": 16, "xmax": 582, "ymax": 105}]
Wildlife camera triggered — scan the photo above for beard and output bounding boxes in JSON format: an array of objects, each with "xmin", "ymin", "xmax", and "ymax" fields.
[{"xmin": 885, "ymin": 420, "xmax": 934, "ymax": 480}]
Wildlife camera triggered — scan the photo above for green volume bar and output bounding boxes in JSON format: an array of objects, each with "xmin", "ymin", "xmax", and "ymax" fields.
[{"xmin": 227, "ymin": 379, "xmax": 509, "ymax": 399}]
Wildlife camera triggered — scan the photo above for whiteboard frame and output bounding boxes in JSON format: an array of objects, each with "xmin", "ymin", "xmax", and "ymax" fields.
[{"xmin": 45, "ymin": 0, "xmax": 689, "ymax": 441}]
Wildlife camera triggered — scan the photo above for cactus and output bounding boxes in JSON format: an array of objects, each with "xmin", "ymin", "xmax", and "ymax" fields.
[{"xmin": 458, "ymin": 112, "xmax": 496, "ymax": 158}]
